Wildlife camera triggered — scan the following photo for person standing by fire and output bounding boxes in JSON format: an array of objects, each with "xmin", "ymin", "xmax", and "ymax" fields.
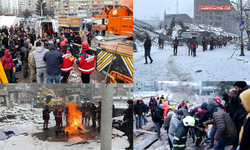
[
  {"xmin": 123, "ymin": 99, "xmax": 133, "ymax": 150},
  {"xmin": 97, "ymin": 101, "xmax": 102, "ymax": 130},
  {"xmin": 56, "ymin": 104, "xmax": 63, "ymax": 128},
  {"xmin": 42, "ymin": 105, "xmax": 51, "ymax": 130},
  {"xmin": 81, "ymin": 103, "xmax": 87, "ymax": 125},
  {"xmin": 90, "ymin": 103, "xmax": 97, "ymax": 128},
  {"xmin": 65, "ymin": 105, "xmax": 69, "ymax": 126}
]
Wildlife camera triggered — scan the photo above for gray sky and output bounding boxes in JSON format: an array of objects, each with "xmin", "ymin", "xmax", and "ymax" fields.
[{"xmin": 134, "ymin": 0, "xmax": 194, "ymax": 20}]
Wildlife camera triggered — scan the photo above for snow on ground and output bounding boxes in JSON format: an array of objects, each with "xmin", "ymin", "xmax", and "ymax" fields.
[
  {"xmin": 134, "ymin": 41, "xmax": 250, "ymax": 81},
  {"xmin": 0, "ymin": 106, "xmax": 129, "ymax": 150}
]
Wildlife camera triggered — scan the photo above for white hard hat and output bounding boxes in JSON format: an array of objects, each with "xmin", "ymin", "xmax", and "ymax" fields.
[{"xmin": 183, "ymin": 116, "xmax": 195, "ymax": 127}]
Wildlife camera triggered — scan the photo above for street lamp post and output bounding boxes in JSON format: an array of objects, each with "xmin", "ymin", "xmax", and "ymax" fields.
[
  {"xmin": 240, "ymin": 0, "xmax": 245, "ymax": 56},
  {"xmin": 41, "ymin": 1, "xmax": 46, "ymax": 17}
]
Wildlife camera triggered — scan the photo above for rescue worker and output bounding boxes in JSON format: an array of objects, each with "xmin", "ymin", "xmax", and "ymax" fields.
[
  {"xmin": 187, "ymin": 38, "xmax": 192, "ymax": 56},
  {"xmin": 193, "ymin": 108, "xmax": 206, "ymax": 148},
  {"xmin": 59, "ymin": 40, "xmax": 73, "ymax": 83},
  {"xmin": 190, "ymin": 38, "xmax": 198, "ymax": 57},
  {"xmin": 56, "ymin": 104, "xmax": 63, "ymax": 128},
  {"xmin": 163, "ymin": 111, "xmax": 174, "ymax": 149},
  {"xmin": 141, "ymin": 100, "xmax": 148, "ymax": 125},
  {"xmin": 70, "ymin": 41, "xmax": 96, "ymax": 83},
  {"xmin": 42, "ymin": 105, "xmax": 51, "ymax": 130},
  {"xmin": 178, "ymin": 100, "xmax": 188, "ymax": 110},
  {"xmin": 124, "ymin": 99, "xmax": 133, "ymax": 150},
  {"xmin": 41, "ymin": 36, "xmax": 48, "ymax": 47},
  {"xmin": 97, "ymin": 101, "xmax": 101, "ymax": 130},
  {"xmin": 214, "ymin": 97, "xmax": 226, "ymax": 111},
  {"xmin": 172, "ymin": 116, "xmax": 195, "ymax": 150},
  {"xmin": 153, "ymin": 104, "xmax": 164, "ymax": 140},
  {"xmin": 223, "ymin": 38, "xmax": 227, "ymax": 46},
  {"xmin": 149, "ymin": 96, "xmax": 158, "ymax": 121},
  {"xmin": 173, "ymin": 37, "xmax": 179, "ymax": 56},
  {"xmin": 134, "ymin": 98, "xmax": 143, "ymax": 129},
  {"xmin": 238, "ymin": 89, "xmax": 250, "ymax": 150}
]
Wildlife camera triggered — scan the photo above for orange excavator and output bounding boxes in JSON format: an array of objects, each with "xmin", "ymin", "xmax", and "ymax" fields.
[
  {"xmin": 92, "ymin": 0, "xmax": 133, "ymax": 83},
  {"xmin": 92, "ymin": 0, "xmax": 133, "ymax": 37}
]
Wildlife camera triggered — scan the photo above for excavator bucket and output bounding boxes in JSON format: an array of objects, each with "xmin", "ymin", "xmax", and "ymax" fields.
[{"xmin": 0, "ymin": 61, "xmax": 8, "ymax": 83}]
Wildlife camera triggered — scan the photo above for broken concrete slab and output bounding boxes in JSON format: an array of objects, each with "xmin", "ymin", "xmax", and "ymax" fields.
[{"xmin": 65, "ymin": 136, "xmax": 88, "ymax": 146}]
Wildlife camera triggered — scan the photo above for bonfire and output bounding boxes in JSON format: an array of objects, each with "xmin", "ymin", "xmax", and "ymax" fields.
[{"xmin": 64, "ymin": 103, "xmax": 85, "ymax": 135}]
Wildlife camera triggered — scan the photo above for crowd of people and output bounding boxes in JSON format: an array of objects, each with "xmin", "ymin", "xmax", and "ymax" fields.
[
  {"xmin": 134, "ymin": 81, "xmax": 250, "ymax": 150},
  {"xmin": 0, "ymin": 24, "xmax": 96, "ymax": 83}
]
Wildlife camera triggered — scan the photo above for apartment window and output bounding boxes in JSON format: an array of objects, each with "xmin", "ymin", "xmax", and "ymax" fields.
[
  {"xmin": 215, "ymin": 22, "xmax": 222, "ymax": 26},
  {"xmin": 209, "ymin": 15, "xmax": 213, "ymax": 19}
]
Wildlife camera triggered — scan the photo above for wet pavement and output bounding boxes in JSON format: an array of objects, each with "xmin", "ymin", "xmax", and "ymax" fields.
[{"xmin": 32, "ymin": 126, "xmax": 100, "ymax": 142}]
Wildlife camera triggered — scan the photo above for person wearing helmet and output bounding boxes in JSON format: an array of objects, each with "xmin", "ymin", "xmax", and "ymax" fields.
[
  {"xmin": 42, "ymin": 105, "xmax": 51, "ymax": 130},
  {"xmin": 59, "ymin": 40, "xmax": 73, "ymax": 83},
  {"xmin": 204, "ymin": 101, "xmax": 237, "ymax": 150},
  {"xmin": 123, "ymin": 99, "xmax": 133, "ymax": 150},
  {"xmin": 153, "ymin": 104, "xmax": 164, "ymax": 140},
  {"xmin": 178, "ymin": 100, "xmax": 188, "ymax": 110},
  {"xmin": 214, "ymin": 97, "xmax": 226, "ymax": 111},
  {"xmin": 70, "ymin": 41, "xmax": 96, "ymax": 83},
  {"xmin": 134, "ymin": 98, "xmax": 143, "ymax": 129},
  {"xmin": 172, "ymin": 116, "xmax": 195, "ymax": 150},
  {"xmin": 192, "ymin": 108, "xmax": 206, "ymax": 148}
]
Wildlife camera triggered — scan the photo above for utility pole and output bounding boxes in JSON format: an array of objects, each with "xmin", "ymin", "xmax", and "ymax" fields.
[
  {"xmin": 240, "ymin": 0, "xmax": 245, "ymax": 56},
  {"xmin": 101, "ymin": 84, "xmax": 113, "ymax": 150}
]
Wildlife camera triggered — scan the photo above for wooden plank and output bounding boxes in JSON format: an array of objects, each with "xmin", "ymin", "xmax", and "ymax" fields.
[
  {"xmin": 134, "ymin": 130, "xmax": 157, "ymax": 135},
  {"xmin": 134, "ymin": 135, "xmax": 158, "ymax": 150}
]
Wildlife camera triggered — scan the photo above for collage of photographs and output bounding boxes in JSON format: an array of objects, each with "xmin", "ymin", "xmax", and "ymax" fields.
[{"xmin": 0, "ymin": 0, "xmax": 250, "ymax": 150}]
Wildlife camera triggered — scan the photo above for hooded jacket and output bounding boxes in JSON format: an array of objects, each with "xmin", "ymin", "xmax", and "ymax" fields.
[
  {"xmin": 20, "ymin": 41, "xmax": 29, "ymax": 63},
  {"xmin": 43, "ymin": 44, "xmax": 63, "ymax": 76},
  {"xmin": 144, "ymin": 38, "xmax": 151, "ymax": 50},
  {"xmin": 207, "ymin": 101, "xmax": 237, "ymax": 141},
  {"xmin": 169, "ymin": 113, "xmax": 182, "ymax": 135},
  {"xmin": 133, "ymin": 101, "xmax": 143, "ymax": 116},
  {"xmin": 153, "ymin": 106, "xmax": 164, "ymax": 124},
  {"xmin": 1, "ymin": 49, "xmax": 14, "ymax": 70},
  {"xmin": 32, "ymin": 46, "xmax": 47, "ymax": 68},
  {"xmin": 239, "ymin": 89, "xmax": 250, "ymax": 150}
]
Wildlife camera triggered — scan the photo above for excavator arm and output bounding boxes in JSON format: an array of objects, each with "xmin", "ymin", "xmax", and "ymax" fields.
[{"xmin": 167, "ymin": 18, "xmax": 189, "ymax": 36}]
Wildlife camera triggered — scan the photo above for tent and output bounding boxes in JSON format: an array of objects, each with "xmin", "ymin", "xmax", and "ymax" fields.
[{"xmin": 0, "ymin": 16, "xmax": 19, "ymax": 28}]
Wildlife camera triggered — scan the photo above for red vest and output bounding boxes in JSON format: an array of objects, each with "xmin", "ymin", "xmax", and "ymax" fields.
[
  {"xmin": 77, "ymin": 49, "xmax": 96, "ymax": 74},
  {"xmin": 60, "ymin": 49, "xmax": 73, "ymax": 72},
  {"xmin": 57, "ymin": 107, "xmax": 63, "ymax": 117}
]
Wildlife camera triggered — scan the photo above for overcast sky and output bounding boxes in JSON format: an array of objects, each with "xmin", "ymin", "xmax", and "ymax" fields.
[{"xmin": 134, "ymin": 0, "xmax": 194, "ymax": 20}]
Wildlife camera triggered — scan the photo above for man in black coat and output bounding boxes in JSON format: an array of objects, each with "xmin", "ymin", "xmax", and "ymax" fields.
[
  {"xmin": 210, "ymin": 37, "xmax": 214, "ymax": 50},
  {"xmin": 2, "ymin": 34, "xmax": 9, "ymax": 49},
  {"xmin": 153, "ymin": 104, "xmax": 164, "ymax": 140},
  {"xmin": 228, "ymin": 89, "xmax": 238, "ymax": 119},
  {"xmin": 2, "ymin": 26, "xmax": 9, "ymax": 37},
  {"xmin": 90, "ymin": 103, "xmax": 97, "ymax": 127},
  {"xmin": 124, "ymin": 99, "xmax": 133, "ymax": 150},
  {"xmin": 173, "ymin": 37, "xmax": 179, "ymax": 55},
  {"xmin": 43, "ymin": 105, "xmax": 51, "ymax": 130},
  {"xmin": 232, "ymin": 81, "xmax": 250, "ymax": 150},
  {"xmin": 81, "ymin": 103, "xmax": 87, "ymax": 125},
  {"xmin": 134, "ymin": 98, "xmax": 143, "ymax": 129},
  {"xmin": 97, "ymin": 101, "xmax": 101, "ymax": 129},
  {"xmin": 149, "ymin": 96, "xmax": 158, "ymax": 122},
  {"xmin": 20, "ymin": 41, "xmax": 29, "ymax": 78},
  {"xmin": 222, "ymin": 92, "xmax": 230, "ymax": 113},
  {"xmin": 144, "ymin": 36, "xmax": 153, "ymax": 64}
]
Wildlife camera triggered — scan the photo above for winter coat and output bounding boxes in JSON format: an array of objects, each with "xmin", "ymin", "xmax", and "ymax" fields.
[
  {"xmin": 169, "ymin": 113, "xmax": 182, "ymax": 135},
  {"xmin": 97, "ymin": 105, "xmax": 101, "ymax": 116},
  {"xmin": 87, "ymin": 32, "xmax": 92, "ymax": 41},
  {"xmin": 173, "ymin": 39, "xmax": 179, "ymax": 46},
  {"xmin": 233, "ymin": 85, "xmax": 250, "ymax": 127},
  {"xmin": 228, "ymin": 97, "xmax": 238, "ymax": 119},
  {"xmin": 20, "ymin": 41, "xmax": 29, "ymax": 63},
  {"xmin": 194, "ymin": 112, "xmax": 206, "ymax": 131},
  {"xmin": 2, "ymin": 37, "xmax": 9, "ymax": 49},
  {"xmin": 33, "ymin": 47, "xmax": 47, "ymax": 68},
  {"xmin": 81, "ymin": 105, "xmax": 87, "ymax": 116},
  {"xmin": 141, "ymin": 102, "xmax": 148, "ymax": 113},
  {"xmin": 80, "ymin": 33, "xmax": 85, "ymax": 42},
  {"xmin": 190, "ymin": 40, "xmax": 198, "ymax": 48},
  {"xmin": 74, "ymin": 36, "xmax": 82, "ymax": 45},
  {"xmin": 90, "ymin": 104, "xmax": 97, "ymax": 117},
  {"xmin": 9, "ymin": 27, "xmax": 14, "ymax": 33},
  {"xmin": 153, "ymin": 107, "xmax": 164, "ymax": 124},
  {"xmin": 28, "ymin": 50, "xmax": 36, "ymax": 69},
  {"xmin": 144, "ymin": 38, "xmax": 151, "ymax": 50},
  {"xmin": 172, "ymin": 122, "xmax": 189, "ymax": 150},
  {"xmin": 43, "ymin": 44, "xmax": 63, "ymax": 76},
  {"xmin": 222, "ymin": 92, "xmax": 230, "ymax": 113},
  {"xmin": 158, "ymin": 37, "xmax": 162, "ymax": 44},
  {"xmin": 207, "ymin": 101, "xmax": 237, "ymax": 141},
  {"xmin": 239, "ymin": 89, "xmax": 250, "ymax": 150},
  {"xmin": 133, "ymin": 102, "xmax": 143, "ymax": 116},
  {"xmin": 2, "ymin": 28, "xmax": 8, "ymax": 36},
  {"xmin": 1, "ymin": 49, "xmax": 14, "ymax": 70},
  {"xmin": 149, "ymin": 99, "xmax": 158, "ymax": 112},
  {"xmin": 9, "ymin": 45, "xmax": 18, "ymax": 65},
  {"xmin": 42, "ymin": 109, "xmax": 50, "ymax": 120}
]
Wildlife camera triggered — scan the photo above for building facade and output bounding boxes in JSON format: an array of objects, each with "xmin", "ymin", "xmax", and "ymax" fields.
[
  {"xmin": 54, "ymin": 0, "xmax": 119, "ymax": 17},
  {"xmin": 193, "ymin": 0, "xmax": 232, "ymax": 28},
  {"xmin": 134, "ymin": 81, "xmax": 157, "ymax": 92},
  {"xmin": 26, "ymin": 0, "xmax": 38, "ymax": 13},
  {"xmin": 19, "ymin": 0, "xmax": 27, "ymax": 12},
  {"xmin": 0, "ymin": 0, "xmax": 19, "ymax": 15}
]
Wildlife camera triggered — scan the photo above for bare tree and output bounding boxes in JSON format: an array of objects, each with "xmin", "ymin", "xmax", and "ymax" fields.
[{"xmin": 230, "ymin": 0, "xmax": 250, "ymax": 42}]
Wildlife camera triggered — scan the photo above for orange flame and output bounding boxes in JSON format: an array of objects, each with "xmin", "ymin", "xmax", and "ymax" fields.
[{"xmin": 65, "ymin": 103, "xmax": 85, "ymax": 134}]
